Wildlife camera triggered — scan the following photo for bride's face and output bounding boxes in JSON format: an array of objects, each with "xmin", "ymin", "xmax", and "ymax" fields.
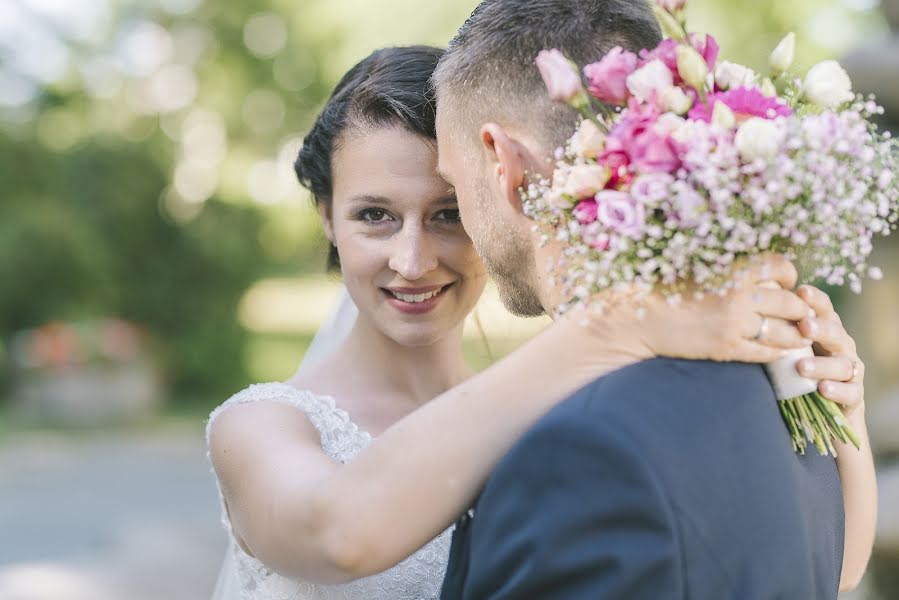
[{"xmin": 324, "ymin": 125, "xmax": 488, "ymax": 347}]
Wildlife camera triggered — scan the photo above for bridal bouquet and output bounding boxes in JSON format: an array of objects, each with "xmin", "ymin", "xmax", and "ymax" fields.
[{"xmin": 527, "ymin": 0, "xmax": 899, "ymax": 456}]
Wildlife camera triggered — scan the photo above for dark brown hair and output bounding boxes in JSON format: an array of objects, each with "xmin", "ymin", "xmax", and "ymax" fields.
[{"xmin": 294, "ymin": 46, "xmax": 444, "ymax": 270}]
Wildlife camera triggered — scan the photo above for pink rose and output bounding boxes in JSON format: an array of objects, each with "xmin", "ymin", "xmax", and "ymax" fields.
[
  {"xmin": 584, "ymin": 47, "xmax": 639, "ymax": 105},
  {"xmin": 573, "ymin": 199, "xmax": 599, "ymax": 224},
  {"xmin": 596, "ymin": 190, "xmax": 646, "ymax": 238},
  {"xmin": 598, "ymin": 149, "xmax": 631, "ymax": 187},
  {"xmin": 536, "ymin": 49, "xmax": 583, "ymax": 103},
  {"xmin": 605, "ymin": 101, "xmax": 681, "ymax": 175}
]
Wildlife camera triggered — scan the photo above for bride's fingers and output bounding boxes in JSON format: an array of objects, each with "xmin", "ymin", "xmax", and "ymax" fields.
[
  {"xmin": 749, "ymin": 287, "xmax": 811, "ymax": 322},
  {"xmin": 728, "ymin": 340, "xmax": 791, "ymax": 364},
  {"xmin": 797, "ymin": 316, "xmax": 856, "ymax": 356},
  {"xmin": 818, "ymin": 380, "xmax": 865, "ymax": 411},
  {"xmin": 748, "ymin": 316, "xmax": 811, "ymax": 349},
  {"xmin": 743, "ymin": 254, "xmax": 799, "ymax": 290},
  {"xmin": 796, "ymin": 355, "xmax": 855, "ymax": 382},
  {"xmin": 796, "ymin": 285, "xmax": 839, "ymax": 321}
]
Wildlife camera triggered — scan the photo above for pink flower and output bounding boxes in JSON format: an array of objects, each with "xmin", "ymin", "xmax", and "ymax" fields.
[
  {"xmin": 536, "ymin": 49, "xmax": 583, "ymax": 103},
  {"xmin": 584, "ymin": 47, "xmax": 639, "ymax": 105},
  {"xmin": 629, "ymin": 173, "xmax": 674, "ymax": 206},
  {"xmin": 598, "ymin": 149, "xmax": 632, "ymax": 187},
  {"xmin": 605, "ymin": 101, "xmax": 681, "ymax": 175},
  {"xmin": 688, "ymin": 87, "xmax": 792, "ymax": 122},
  {"xmin": 596, "ymin": 190, "xmax": 646, "ymax": 238},
  {"xmin": 573, "ymin": 199, "xmax": 599, "ymax": 224},
  {"xmin": 637, "ymin": 35, "xmax": 717, "ymax": 88},
  {"xmin": 689, "ymin": 33, "xmax": 720, "ymax": 72},
  {"xmin": 639, "ymin": 39, "xmax": 680, "ymax": 82},
  {"xmin": 657, "ymin": 0, "xmax": 687, "ymax": 10}
]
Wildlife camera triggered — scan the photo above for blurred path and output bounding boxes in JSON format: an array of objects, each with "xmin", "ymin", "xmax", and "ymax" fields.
[{"xmin": 0, "ymin": 425, "xmax": 226, "ymax": 600}]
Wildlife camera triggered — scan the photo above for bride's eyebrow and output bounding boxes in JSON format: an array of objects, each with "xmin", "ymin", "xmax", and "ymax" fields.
[{"xmin": 345, "ymin": 194, "xmax": 392, "ymax": 208}]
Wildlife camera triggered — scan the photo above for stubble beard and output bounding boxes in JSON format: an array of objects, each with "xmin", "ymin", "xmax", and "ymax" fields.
[{"xmin": 470, "ymin": 192, "xmax": 546, "ymax": 318}]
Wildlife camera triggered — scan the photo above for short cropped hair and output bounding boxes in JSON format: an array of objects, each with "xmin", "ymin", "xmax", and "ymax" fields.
[{"xmin": 433, "ymin": 0, "xmax": 662, "ymax": 148}]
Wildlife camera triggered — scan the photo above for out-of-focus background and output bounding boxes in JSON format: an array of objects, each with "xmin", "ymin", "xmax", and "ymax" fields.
[{"xmin": 0, "ymin": 0, "xmax": 896, "ymax": 598}]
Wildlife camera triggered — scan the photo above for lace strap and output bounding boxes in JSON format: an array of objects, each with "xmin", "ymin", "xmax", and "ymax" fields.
[{"xmin": 206, "ymin": 382, "xmax": 355, "ymax": 448}]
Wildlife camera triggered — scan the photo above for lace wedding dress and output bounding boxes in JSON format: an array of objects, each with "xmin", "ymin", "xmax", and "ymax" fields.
[{"xmin": 206, "ymin": 382, "xmax": 452, "ymax": 600}]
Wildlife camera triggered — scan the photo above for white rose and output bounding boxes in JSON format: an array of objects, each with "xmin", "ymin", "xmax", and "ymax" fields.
[
  {"xmin": 769, "ymin": 32, "xmax": 796, "ymax": 75},
  {"xmin": 626, "ymin": 60, "xmax": 674, "ymax": 103},
  {"xmin": 561, "ymin": 164, "xmax": 610, "ymax": 199},
  {"xmin": 803, "ymin": 60, "xmax": 854, "ymax": 109},
  {"xmin": 661, "ymin": 86, "xmax": 693, "ymax": 115},
  {"xmin": 714, "ymin": 61, "xmax": 757, "ymax": 90},
  {"xmin": 569, "ymin": 119, "xmax": 606, "ymax": 159},
  {"xmin": 734, "ymin": 117, "xmax": 785, "ymax": 162}
]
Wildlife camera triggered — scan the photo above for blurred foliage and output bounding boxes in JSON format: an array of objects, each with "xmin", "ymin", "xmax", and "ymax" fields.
[{"xmin": 0, "ymin": 0, "xmax": 886, "ymax": 405}]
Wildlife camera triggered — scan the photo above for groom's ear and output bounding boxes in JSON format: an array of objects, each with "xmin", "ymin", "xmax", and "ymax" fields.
[{"xmin": 479, "ymin": 123, "xmax": 527, "ymax": 214}]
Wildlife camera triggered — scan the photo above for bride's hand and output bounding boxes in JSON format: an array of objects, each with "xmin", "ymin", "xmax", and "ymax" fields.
[
  {"xmin": 794, "ymin": 285, "xmax": 865, "ymax": 417},
  {"xmin": 629, "ymin": 254, "xmax": 813, "ymax": 364}
]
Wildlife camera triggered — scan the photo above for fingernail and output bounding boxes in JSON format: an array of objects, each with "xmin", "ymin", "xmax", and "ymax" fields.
[
  {"xmin": 799, "ymin": 360, "xmax": 815, "ymax": 374},
  {"xmin": 807, "ymin": 308, "xmax": 816, "ymax": 319},
  {"xmin": 806, "ymin": 319, "xmax": 819, "ymax": 335}
]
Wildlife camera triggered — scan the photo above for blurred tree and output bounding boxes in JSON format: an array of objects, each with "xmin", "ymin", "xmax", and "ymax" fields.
[{"xmin": 0, "ymin": 0, "xmax": 887, "ymax": 405}]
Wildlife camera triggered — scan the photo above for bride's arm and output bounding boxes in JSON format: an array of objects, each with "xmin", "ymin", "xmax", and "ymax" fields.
[
  {"xmin": 208, "ymin": 255, "xmax": 812, "ymax": 583},
  {"xmin": 793, "ymin": 285, "xmax": 876, "ymax": 592}
]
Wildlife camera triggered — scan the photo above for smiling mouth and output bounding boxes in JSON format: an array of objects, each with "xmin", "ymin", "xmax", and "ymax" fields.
[{"xmin": 384, "ymin": 284, "xmax": 451, "ymax": 304}]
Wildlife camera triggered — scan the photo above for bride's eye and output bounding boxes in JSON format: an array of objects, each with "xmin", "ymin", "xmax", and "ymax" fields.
[
  {"xmin": 358, "ymin": 208, "xmax": 393, "ymax": 224},
  {"xmin": 435, "ymin": 208, "xmax": 462, "ymax": 224}
]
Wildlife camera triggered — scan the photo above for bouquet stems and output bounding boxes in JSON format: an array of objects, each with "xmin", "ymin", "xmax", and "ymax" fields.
[{"xmin": 767, "ymin": 347, "xmax": 860, "ymax": 456}]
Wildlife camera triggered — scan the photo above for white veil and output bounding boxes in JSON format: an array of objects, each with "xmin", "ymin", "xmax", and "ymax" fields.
[{"xmin": 210, "ymin": 286, "xmax": 358, "ymax": 599}]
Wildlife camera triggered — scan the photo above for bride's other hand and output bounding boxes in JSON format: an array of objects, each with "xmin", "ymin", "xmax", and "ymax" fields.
[
  {"xmin": 630, "ymin": 254, "xmax": 812, "ymax": 364},
  {"xmin": 791, "ymin": 286, "xmax": 875, "ymax": 592},
  {"xmin": 794, "ymin": 284, "xmax": 865, "ymax": 417}
]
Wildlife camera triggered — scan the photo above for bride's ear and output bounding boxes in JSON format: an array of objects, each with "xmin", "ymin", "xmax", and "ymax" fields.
[
  {"xmin": 479, "ymin": 123, "xmax": 527, "ymax": 214},
  {"xmin": 318, "ymin": 202, "xmax": 335, "ymax": 243}
]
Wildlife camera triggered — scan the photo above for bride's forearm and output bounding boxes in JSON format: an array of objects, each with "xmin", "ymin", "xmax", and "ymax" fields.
[
  {"xmin": 314, "ymin": 312, "xmax": 646, "ymax": 578},
  {"xmin": 836, "ymin": 409, "xmax": 877, "ymax": 592}
]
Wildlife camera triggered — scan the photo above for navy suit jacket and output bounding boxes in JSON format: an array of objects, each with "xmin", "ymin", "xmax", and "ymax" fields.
[{"xmin": 440, "ymin": 359, "xmax": 844, "ymax": 599}]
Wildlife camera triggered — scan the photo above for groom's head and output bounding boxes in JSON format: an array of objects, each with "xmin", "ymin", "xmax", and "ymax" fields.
[{"xmin": 434, "ymin": 0, "xmax": 661, "ymax": 316}]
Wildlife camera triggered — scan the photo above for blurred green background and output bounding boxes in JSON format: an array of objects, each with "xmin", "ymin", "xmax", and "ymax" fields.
[{"xmin": 0, "ymin": 0, "xmax": 897, "ymax": 598}]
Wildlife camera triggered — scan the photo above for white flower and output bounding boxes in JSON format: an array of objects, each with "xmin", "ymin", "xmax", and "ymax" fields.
[
  {"xmin": 715, "ymin": 61, "xmax": 756, "ymax": 90},
  {"xmin": 804, "ymin": 60, "xmax": 854, "ymax": 109},
  {"xmin": 656, "ymin": 113, "xmax": 687, "ymax": 136},
  {"xmin": 760, "ymin": 77, "xmax": 777, "ymax": 98},
  {"xmin": 569, "ymin": 119, "xmax": 606, "ymax": 159},
  {"xmin": 626, "ymin": 60, "xmax": 674, "ymax": 103},
  {"xmin": 676, "ymin": 45, "xmax": 708, "ymax": 92},
  {"xmin": 661, "ymin": 86, "xmax": 693, "ymax": 114},
  {"xmin": 711, "ymin": 101, "xmax": 736, "ymax": 129},
  {"xmin": 769, "ymin": 33, "xmax": 795, "ymax": 75},
  {"xmin": 734, "ymin": 117, "xmax": 785, "ymax": 162},
  {"xmin": 561, "ymin": 164, "xmax": 610, "ymax": 199}
]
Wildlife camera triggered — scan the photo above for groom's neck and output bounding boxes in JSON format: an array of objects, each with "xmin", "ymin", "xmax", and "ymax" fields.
[{"xmin": 531, "ymin": 238, "xmax": 566, "ymax": 318}]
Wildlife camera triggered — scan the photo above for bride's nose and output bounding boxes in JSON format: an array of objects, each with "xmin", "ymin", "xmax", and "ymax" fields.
[{"xmin": 388, "ymin": 223, "xmax": 438, "ymax": 281}]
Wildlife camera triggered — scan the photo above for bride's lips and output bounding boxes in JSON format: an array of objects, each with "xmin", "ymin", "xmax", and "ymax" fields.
[{"xmin": 382, "ymin": 284, "xmax": 453, "ymax": 315}]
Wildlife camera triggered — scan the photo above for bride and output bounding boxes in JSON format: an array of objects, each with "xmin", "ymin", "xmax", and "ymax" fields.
[{"xmin": 206, "ymin": 46, "xmax": 875, "ymax": 599}]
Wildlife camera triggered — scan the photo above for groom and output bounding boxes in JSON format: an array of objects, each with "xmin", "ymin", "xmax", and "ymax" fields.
[{"xmin": 434, "ymin": 0, "xmax": 844, "ymax": 598}]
